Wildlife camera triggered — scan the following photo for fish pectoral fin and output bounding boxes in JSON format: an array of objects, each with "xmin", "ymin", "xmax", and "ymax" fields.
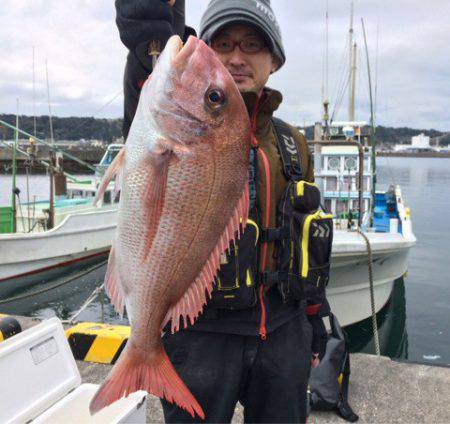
[
  {"xmin": 140, "ymin": 151, "xmax": 171, "ymax": 260},
  {"xmin": 162, "ymin": 183, "xmax": 250, "ymax": 334},
  {"xmin": 104, "ymin": 245, "xmax": 126, "ymax": 317},
  {"xmin": 94, "ymin": 147, "xmax": 125, "ymax": 206},
  {"xmin": 157, "ymin": 138, "xmax": 192, "ymax": 157}
]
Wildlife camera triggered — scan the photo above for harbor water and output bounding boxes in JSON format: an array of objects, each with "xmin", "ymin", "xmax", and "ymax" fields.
[{"xmin": 0, "ymin": 157, "xmax": 449, "ymax": 366}]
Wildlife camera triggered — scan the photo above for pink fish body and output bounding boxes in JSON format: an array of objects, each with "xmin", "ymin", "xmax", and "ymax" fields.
[{"xmin": 90, "ymin": 35, "xmax": 251, "ymax": 419}]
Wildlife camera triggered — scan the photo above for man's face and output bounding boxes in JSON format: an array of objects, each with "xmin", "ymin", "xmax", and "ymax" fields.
[{"xmin": 210, "ymin": 24, "xmax": 279, "ymax": 94}]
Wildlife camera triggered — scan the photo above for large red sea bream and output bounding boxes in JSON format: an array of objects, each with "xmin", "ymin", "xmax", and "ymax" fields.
[{"xmin": 90, "ymin": 35, "xmax": 251, "ymax": 418}]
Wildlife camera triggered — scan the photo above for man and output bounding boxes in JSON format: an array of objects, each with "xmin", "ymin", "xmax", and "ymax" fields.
[{"xmin": 115, "ymin": 0, "xmax": 328, "ymax": 422}]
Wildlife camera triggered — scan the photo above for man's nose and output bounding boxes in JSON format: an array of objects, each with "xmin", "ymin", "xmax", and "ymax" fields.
[{"xmin": 227, "ymin": 46, "xmax": 247, "ymax": 67}]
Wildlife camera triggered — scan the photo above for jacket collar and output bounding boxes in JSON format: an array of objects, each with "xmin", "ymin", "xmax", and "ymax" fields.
[{"xmin": 242, "ymin": 88, "xmax": 283, "ymax": 136}]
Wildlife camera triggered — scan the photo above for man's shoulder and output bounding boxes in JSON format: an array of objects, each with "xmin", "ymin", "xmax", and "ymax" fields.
[{"xmin": 272, "ymin": 117, "xmax": 309, "ymax": 150}]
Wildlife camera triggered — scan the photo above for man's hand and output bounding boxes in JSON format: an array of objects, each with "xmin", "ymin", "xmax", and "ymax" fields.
[
  {"xmin": 115, "ymin": 0, "xmax": 177, "ymax": 62},
  {"xmin": 308, "ymin": 314, "xmax": 328, "ymax": 368},
  {"xmin": 116, "ymin": 0, "xmax": 188, "ymax": 138}
]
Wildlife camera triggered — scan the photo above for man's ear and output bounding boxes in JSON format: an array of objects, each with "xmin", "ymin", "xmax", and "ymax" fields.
[{"xmin": 271, "ymin": 55, "xmax": 281, "ymax": 74}]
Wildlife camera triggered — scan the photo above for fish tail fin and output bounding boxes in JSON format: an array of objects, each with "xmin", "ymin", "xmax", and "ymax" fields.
[{"xmin": 89, "ymin": 344, "xmax": 205, "ymax": 420}]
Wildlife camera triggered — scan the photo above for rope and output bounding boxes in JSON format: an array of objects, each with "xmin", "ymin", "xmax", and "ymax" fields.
[
  {"xmin": 62, "ymin": 281, "xmax": 106, "ymax": 325},
  {"xmin": 0, "ymin": 259, "xmax": 108, "ymax": 305},
  {"xmin": 356, "ymin": 229, "xmax": 381, "ymax": 355}
]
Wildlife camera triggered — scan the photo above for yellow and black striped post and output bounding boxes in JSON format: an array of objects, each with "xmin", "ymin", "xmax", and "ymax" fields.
[
  {"xmin": 65, "ymin": 322, "xmax": 130, "ymax": 364},
  {"xmin": 0, "ymin": 314, "xmax": 22, "ymax": 342}
]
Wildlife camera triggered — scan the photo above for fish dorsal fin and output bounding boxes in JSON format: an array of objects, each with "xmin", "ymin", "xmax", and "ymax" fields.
[
  {"xmin": 94, "ymin": 147, "xmax": 125, "ymax": 206},
  {"xmin": 162, "ymin": 183, "xmax": 250, "ymax": 333}
]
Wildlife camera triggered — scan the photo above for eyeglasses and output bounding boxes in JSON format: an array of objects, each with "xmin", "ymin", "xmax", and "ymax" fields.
[{"xmin": 211, "ymin": 37, "xmax": 267, "ymax": 54}]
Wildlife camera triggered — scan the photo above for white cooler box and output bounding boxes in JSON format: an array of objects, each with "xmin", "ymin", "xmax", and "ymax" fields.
[{"xmin": 0, "ymin": 317, "xmax": 147, "ymax": 423}]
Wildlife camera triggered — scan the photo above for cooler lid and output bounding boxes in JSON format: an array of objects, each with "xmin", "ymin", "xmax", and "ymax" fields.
[{"xmin": 0, "ymin": 317, "xmax": 81, "ymax": 424}]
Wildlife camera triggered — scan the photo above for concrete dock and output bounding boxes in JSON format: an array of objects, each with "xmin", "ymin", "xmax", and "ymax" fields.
[{"xmin": 7, "ymin": 316, "xmax": 450, "ymax": 423}]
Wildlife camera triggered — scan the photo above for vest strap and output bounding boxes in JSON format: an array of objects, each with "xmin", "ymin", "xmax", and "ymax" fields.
[
  {"xmin": 260, "ymin": 226, "xmax": 290, "ymax": 242},
  {"xmin": 272, "ymin": 117, "xmax": 303, "ymax": 181},
  {"xmin": 260, "ymin": 271, "xmax": 302, "ymax": 288}
]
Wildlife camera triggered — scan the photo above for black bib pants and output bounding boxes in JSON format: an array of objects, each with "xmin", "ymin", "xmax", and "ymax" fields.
[{"xmin": 161, "ymin": 311, "xmax": 312, "ymax": 423}]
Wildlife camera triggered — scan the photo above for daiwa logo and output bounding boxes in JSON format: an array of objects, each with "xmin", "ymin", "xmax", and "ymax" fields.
[
  {"xmin": 282, "ymin": 134, "xmax": 297, "ymax": 155},
  {"xmin": 251, "ymin": 0, "xmax": 280, "ymax": 30},
  {"xmin": 312, "ymin": 222, "xmax": 330, "ymax": 238}
]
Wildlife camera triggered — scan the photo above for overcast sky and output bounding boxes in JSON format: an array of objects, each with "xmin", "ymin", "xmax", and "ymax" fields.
[{"xmin": 0, "ymin": 0, "xmax": 449, "ymax": 131}]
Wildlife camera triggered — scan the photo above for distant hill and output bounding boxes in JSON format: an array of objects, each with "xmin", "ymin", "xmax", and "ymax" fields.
[
  {"xmin": 0, "ymin": 114, "xmax": 448, "ymax": 146},
  {"xmin": 0, "ymin": 114, "xmax": 122, "ymax": 143}
]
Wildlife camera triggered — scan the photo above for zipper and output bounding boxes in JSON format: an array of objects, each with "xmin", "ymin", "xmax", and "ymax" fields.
[
  {"xmin": 258, "ymin": 285, "xmax": 267, "ymax": 340},
  {"xmin": 250, "ymin": 93, "xmax": 271, "ymax": 341},
  {"xmin": 257, "ymin": 144, "xmax": 271, "ymax": 340}
]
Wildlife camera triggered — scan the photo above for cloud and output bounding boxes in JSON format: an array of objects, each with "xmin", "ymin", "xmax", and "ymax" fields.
[{"xmin": 0, "ymin": 0, "xmax": 448, "ymax": 131}]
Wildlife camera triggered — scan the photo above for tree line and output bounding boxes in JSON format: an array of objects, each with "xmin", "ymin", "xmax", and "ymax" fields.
[{"xmin": 0, "ymin": 114, "xmax": 448, "ymax": 146}]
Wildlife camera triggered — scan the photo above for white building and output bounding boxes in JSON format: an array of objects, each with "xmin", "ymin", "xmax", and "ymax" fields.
[{"xmin": 394, "ymin": 133, "xmax": 433, "ymax": 152}]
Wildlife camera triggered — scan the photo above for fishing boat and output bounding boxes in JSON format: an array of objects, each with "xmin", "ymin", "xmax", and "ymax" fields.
[
  {"xmin": 307, "ymin": 2, "xmax": 416, "ymax": 326},
  {"xmin": 0, "ymin": 137, "xmax": 122, "ymax": 299},
  {"xmin": 311, "ymin": 122, "xmax": 415, "ymax": 326}
]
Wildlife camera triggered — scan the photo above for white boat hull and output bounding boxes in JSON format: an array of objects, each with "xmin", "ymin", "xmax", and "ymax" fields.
[
  {"xmin": 1, "ymin": 210, "xmax": 415, "ymax": 327},
  {"xmin": 0, "ymin": 209, "xmax": 117, "ymax": 298},
  {"xmin": 327, "ymin": 230, "xmax": 415, "ymax": 326}
]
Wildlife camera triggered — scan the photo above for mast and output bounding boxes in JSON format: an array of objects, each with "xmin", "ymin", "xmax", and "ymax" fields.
[
  {"xmin": 348, "ymin": 0, "xmax": 354, "ymax": 121},
  {"xmin": 322, "ymin": 1, "xmax": 330, "ymax": 139},
  {"xmin": 349, "ymin": 42, "xmax": 357, "ymax": 122},
  {"xmin": 11, "ymin": 99, "xmax": 18, "ymax": 233},
  {"xmin": 45, "ymin": 60, "xmax": 55, "ymax": 229},
  {"xmin": 361, "ymin": 18, "xmax": 377, "ymax": 225},
  {"xmin": 33, "ymin": 46, "xmax": 36, "ymax": 137}
]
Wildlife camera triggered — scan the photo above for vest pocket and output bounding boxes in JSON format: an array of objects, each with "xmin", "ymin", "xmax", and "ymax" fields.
[{"xmin": 208, "ymin": 219, "xmax": 259, "ymax": 310}]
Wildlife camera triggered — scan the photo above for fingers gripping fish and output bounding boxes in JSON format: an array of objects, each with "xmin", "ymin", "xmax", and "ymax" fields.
[{"xmin": 90, "ymin": 35, "xmax": 251, "ymax": 419}]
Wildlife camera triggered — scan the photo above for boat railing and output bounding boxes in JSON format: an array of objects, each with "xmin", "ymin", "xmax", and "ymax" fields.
[
  {"xmin": 0, "ymin": 119, "xmax": 96, "ymax": 174},
  {"xmin": 0, "ymin": 139, "xmax": 81, "ymax": 183}
]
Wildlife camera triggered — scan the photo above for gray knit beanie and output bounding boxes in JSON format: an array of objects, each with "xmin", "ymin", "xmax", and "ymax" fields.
[{"xmin": 199, "ymin": 0, "xmax": 286, "ymax": 69}]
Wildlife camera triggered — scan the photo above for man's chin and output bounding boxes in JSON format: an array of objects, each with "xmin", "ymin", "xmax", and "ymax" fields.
[{"xmin": 236, "ymin": 83, "xmax": 259, "ymax": 94}]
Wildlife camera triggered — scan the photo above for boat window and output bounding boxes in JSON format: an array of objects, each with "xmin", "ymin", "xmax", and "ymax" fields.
[
  {"xmin": 101, "ymin": 149, "xmax": 119, "ymax": 166},
  {"xmin": 326, "ymin": 176, "xmax": 338, "ymax": 191}
]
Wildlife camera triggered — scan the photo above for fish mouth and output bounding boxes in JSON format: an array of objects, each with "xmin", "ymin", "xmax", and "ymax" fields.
[{"xmin": 172, "ymin": 35, "xmax": 199, "ymax": 68}]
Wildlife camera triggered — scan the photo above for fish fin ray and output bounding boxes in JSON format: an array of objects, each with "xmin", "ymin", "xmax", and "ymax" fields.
[
  {"xmin": 162, "ymin": 183, "xmax": 250, "ymax": 333},
  {"xmin": 94, "ymin": 147, "xmax": 125, "ymax": 206},
  {"xmin": 104, "ymin": 245, "xmax": 125, "ymax": 317},
  {"xmin": 89, "ymin": 344, "xmax": 204, "ymax": 420}
]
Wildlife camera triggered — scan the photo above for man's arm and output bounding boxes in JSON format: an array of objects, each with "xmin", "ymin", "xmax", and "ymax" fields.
[{"xmin": 115, "ymin": 0, "xmax": 195, "ymax": 138}]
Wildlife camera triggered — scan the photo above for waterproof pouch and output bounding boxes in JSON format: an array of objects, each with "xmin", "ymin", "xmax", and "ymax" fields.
[
  {"xmin": 208, "ymin": 219, "xmax": 259, "ymax": 310},
  {"xmin": 294, "ymin": 181, "xmax": 321, "ymax": 213},
  {"xmin": 275, "ymin": 181, "xmax": 333, "ymax": 303},
  {"xmin": 294, "ymin": 210, "xmax": 333, "ymax": 300}
]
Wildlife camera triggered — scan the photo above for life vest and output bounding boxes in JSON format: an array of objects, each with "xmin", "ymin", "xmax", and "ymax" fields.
[{"xmin": 209, "ymin": 118, "xmax": 333, "ymax": 308}]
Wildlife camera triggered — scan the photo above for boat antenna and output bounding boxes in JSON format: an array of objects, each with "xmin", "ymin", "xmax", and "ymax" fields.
[
  {"xmin": 361, "ymin": 18, "xmax": 377, "ymax": 225},
  {"xmin": 32, "ymin": 46, "xmax": 37, "ymax": 137}
]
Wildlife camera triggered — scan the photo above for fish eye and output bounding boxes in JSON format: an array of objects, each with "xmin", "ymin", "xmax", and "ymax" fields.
[{"xmin": 205, "ymin": 88, "xmax": 226, "ymax": 111}]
